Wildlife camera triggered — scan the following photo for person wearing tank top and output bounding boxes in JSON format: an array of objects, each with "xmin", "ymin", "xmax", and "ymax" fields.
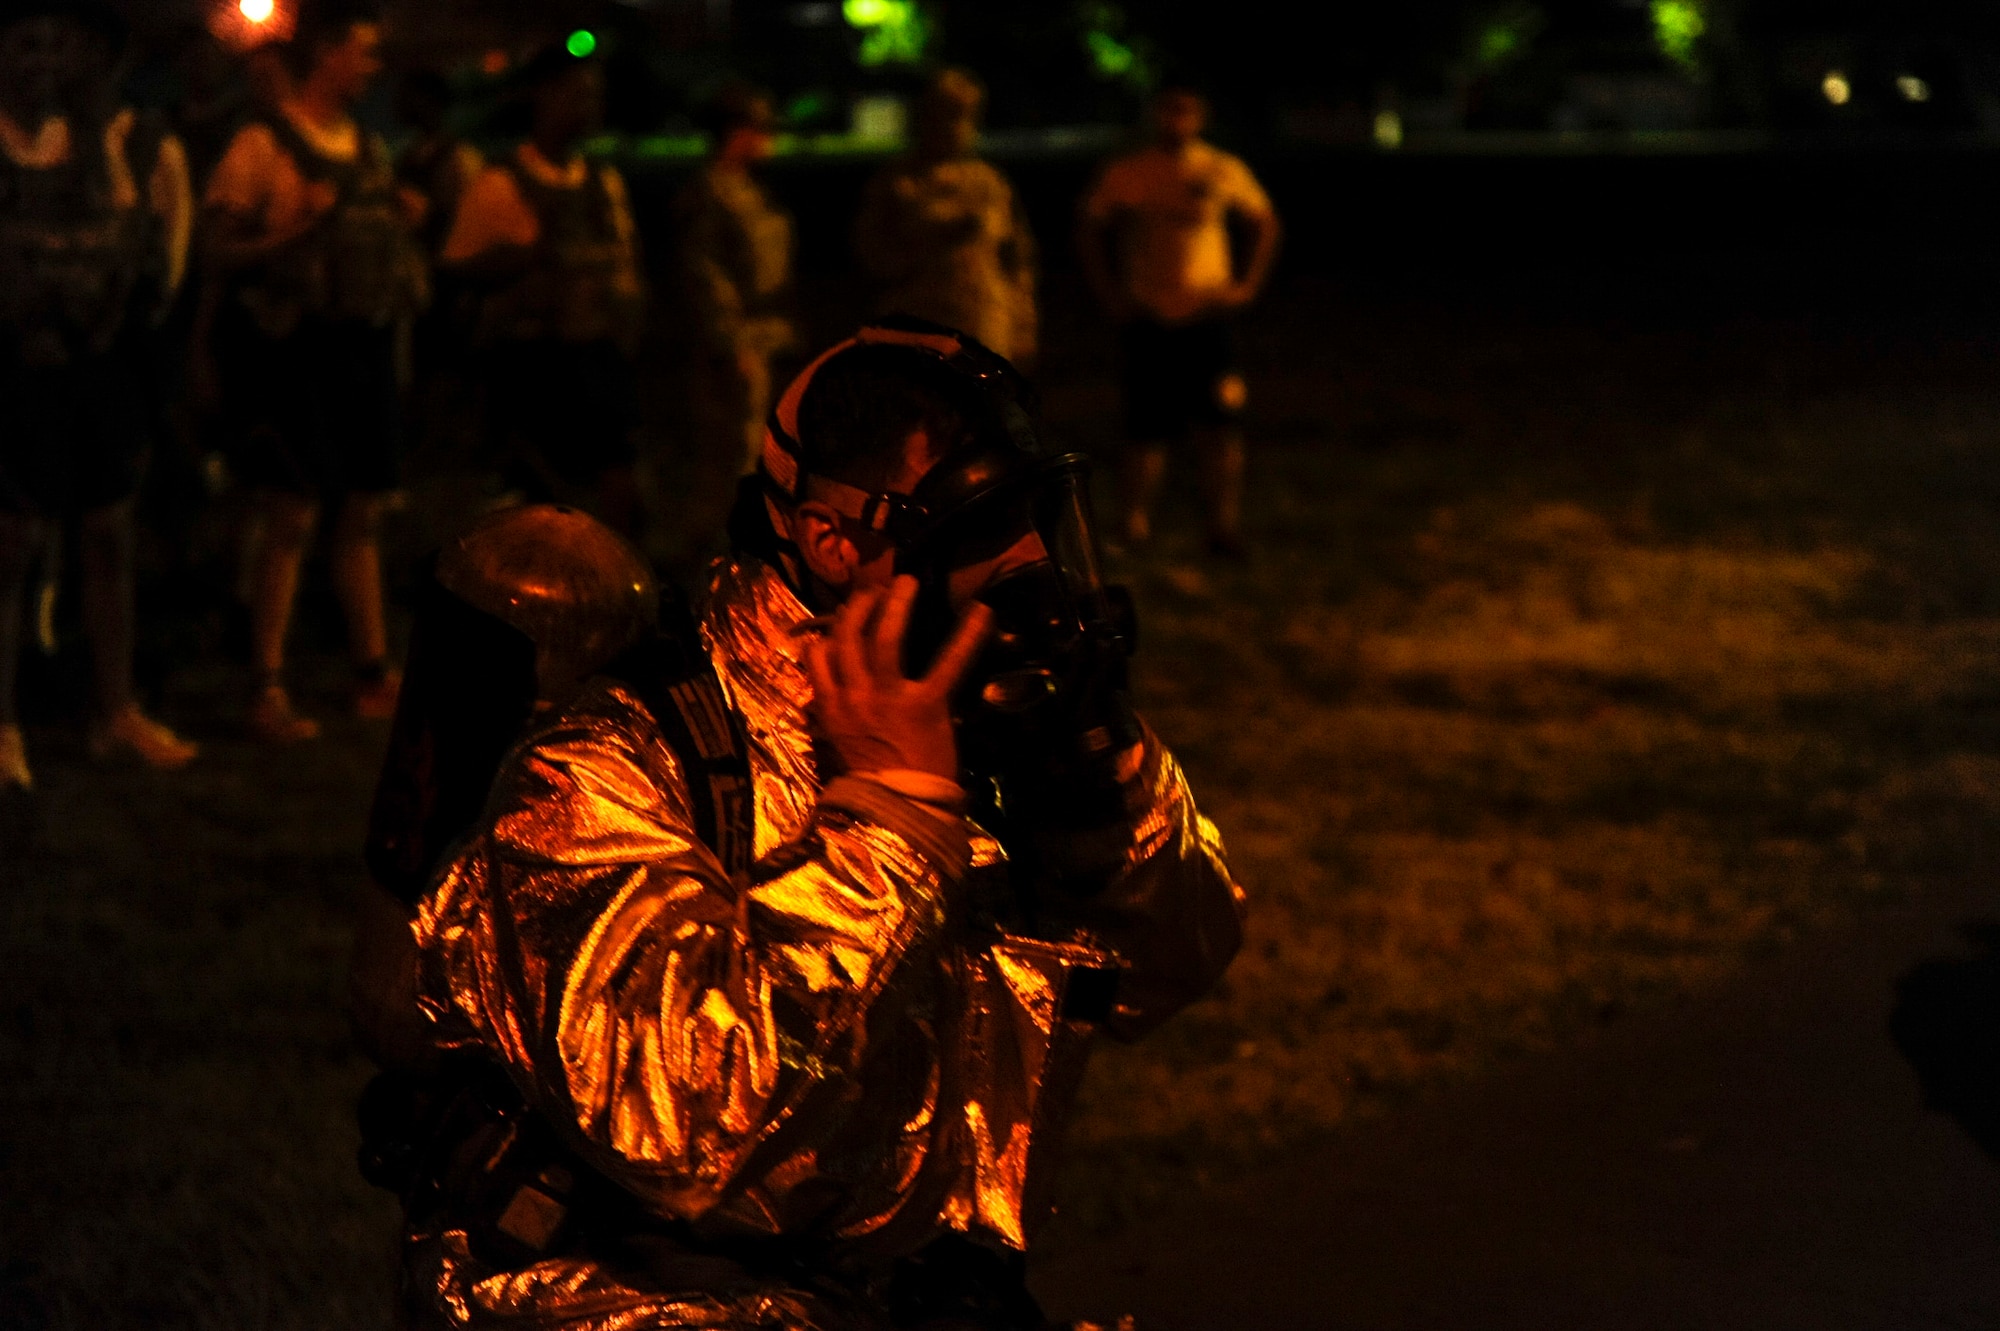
[
  {"xmin": 0, "ymin": 0, "xmax": 200, "ymax": 791},
  {"xmin": 441, "ymin": 44, "xmax": 646, "ymax": 535},
  {"xmin": 201, "ymin": 1, "xmax": 427, "ymax": 744}
]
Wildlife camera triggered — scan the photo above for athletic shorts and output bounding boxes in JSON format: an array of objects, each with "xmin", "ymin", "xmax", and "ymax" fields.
[
  {"xmin": 220, "ymin": 313, "xmax": 402, "ymax": 498},
  {"xmin": 484, "ymin": 338, "xmax": 637, "ymax": 490},
  {"xmin": 1118, "ymin": 315, "xmax": 1247, "ymax": 443},
  {"xmin": 0, "ymin": 352, "xmax": 150, "ymax": 516}
]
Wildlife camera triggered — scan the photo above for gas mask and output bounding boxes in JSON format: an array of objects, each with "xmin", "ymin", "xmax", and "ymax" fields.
[
  {"xmin": 761, "ymin": 319, "xmax": 1141, "ymax": 860},
  {"xmin": 890, "ymin": 446, "xmax": 1140, "ymax": 819}
]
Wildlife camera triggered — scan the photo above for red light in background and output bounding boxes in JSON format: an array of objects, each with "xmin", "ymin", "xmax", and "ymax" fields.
[{"xmin": 210, "ymin": 0, "xmax": 294, "ymax": 49}]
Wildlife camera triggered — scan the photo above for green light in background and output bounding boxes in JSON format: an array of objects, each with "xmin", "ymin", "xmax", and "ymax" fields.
[
  {"xmin": 1477, "ymin": 25, "xmax": 1519, "ymax": 64},
  {"xmin": 1469, "ymin": 2, "xmax": 1545, "ymax": 71},
  {"xmin": 785, "ymin": 90, "xmax": 831, "ymax": 125},
  {"xmin": 1079, "ymin": 2, "xmax": 1155, "ymax": 91},
  {"xmin": 842, "ymin": 0, "xmax": 895, "ymax": 25},
  {"xmin": 566, "ymin": 28, "xmax": 597, "ymax": 58},
  {"xmin": 1649, "ymin": 0, "xmax": 1703, "ymax": 69},
  {"xmin": 842, "ymin": 0, "xmax": 927, "ymax": 66},
  {"xmin": 1086, "ymin": 30, "xmax": 1136, "ymax": 78}
]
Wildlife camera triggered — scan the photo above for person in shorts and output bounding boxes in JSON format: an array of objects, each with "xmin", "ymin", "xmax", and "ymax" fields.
[
  {"xmin": 0, "ymin": 0, "xmax": 200, "ymax": 791},
  {"xmin": 440, "ymin": 42, "xmax": 646, "ymax": 532},
  {"xmin": 201, "ymin": 0, "xmax": 427, "ymax": 742},
  {"xmin": 1078, "ymin": 85, "xmax": 1280, "ymax": 557}
]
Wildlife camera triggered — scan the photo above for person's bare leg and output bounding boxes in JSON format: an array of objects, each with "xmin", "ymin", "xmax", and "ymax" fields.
[
  {"xmin": 329, "ymin": 491, "xmax": 386, "ymax": 668},
  {"xmin": 78, "ymin": 499, "xmax": 136, "ymax": 719},
  {"xmin": 250, "ymin": 491, "xmax": 322, "ymax": 740},
  {"xmin": 0, "ymin": 511, "xmax": 42, "ymax": 788},
  {"xmin": 1120, "ymin": 442, "xmax": 1168, "ymax": 547},
  {"xmin": 1196, "ymin": 425, "xmax": 1247, "ymax": 556},
  {"xmin": 79, "ymin": 499, "xmax": 198, "ymax": 766},
  {"xmin": 331, "ymin": 491, "xmax": 397, "ymax": 718}
]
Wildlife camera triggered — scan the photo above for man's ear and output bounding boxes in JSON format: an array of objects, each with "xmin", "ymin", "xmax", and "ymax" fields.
[{"xmin": 791, "ymin": 500, "xmax": 857, "ymax": 593}]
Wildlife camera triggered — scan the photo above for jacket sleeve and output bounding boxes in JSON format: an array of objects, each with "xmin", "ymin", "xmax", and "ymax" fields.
[
  {"xmin": 1039, "ymin": 722, "xmax": 1245, "ymax": 1041},
  {"xmin": 413, "ymin": 708, "xmax": 970, "ymax": 1221}
]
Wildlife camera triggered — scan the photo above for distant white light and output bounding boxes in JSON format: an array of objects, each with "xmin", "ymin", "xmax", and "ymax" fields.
[
  {"xmin": 1822, "ymin": 70, "xmax": 1851, "ymax": 106},
  {"xmin": 1372, "ymin": 109, "xmax": 1403, "ymax": 150},
  {"xmin": 239, "ymin": 0, "xmax": 275, "ymax": 22},
  {"xmin": 1896, "ymin": 75, "xmax": 1931, "ymax": 103}
]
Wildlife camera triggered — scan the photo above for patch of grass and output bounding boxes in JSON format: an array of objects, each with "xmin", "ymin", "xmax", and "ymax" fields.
[
  {"xmin": 0, "ymin": 674, "xmax": 400, "ymax": 1330},
  {"xmin": 1046, "ymin": 296, "xmax": 2000, "ymax": 1227}
]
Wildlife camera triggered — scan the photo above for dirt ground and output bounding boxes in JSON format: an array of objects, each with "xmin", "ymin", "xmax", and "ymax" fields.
[{"xmin": 6, "ymin": 267, "xmax": 2000, "ymax": 1327}]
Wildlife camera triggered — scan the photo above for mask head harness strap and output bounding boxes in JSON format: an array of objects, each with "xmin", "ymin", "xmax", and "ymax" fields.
[{"xmin": 758, "ymin": 316, "xmax": 1044, "ymax": 551}]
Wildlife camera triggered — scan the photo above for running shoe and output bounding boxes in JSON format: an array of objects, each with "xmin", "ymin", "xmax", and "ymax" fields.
[{"xmin": 0, "ymin": 723, "xmax": 30, "ymax": 791}]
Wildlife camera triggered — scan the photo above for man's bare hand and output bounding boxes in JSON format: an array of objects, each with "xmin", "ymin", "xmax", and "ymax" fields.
[{"xmin": 805, "ymin": 576, "xmax": 992, "ymax": 781}]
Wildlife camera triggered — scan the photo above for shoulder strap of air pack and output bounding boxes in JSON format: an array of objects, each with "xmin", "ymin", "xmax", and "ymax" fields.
[{"xmin": 605, "ymin": 586, "xmax": 755, "ymax": 878}]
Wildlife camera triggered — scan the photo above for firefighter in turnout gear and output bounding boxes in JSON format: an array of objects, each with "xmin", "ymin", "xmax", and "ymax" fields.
[
  {"xmin": 0, "ymin": 0, "xmax": 199, "ymax": 791},
  {"xmin": 203, "ymin": 0, "xmax": 427, "ymax": 743},
  {"xmin": 358, "ymin": 325, "xmax": 1243, "ymax": 1329},
  {"xmin": 443, "ymin": 43, "xmax": 646, "ymax": 533}
]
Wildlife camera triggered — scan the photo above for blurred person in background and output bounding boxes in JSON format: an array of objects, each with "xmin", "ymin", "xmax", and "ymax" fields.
[
  {"xmin": 854, "ymin": 68, "xmax": 1037, "ymax": 367},
  {"xmin": 441, "ymin": 43, "xmax": 645, "ymax": 532},
  {"xmin": 152, "ymin": 22, "xmax": 286, "ymax": 187},
  {"xmin": 393, "ymin": 67, "xmax": 485, "ymax": 486},
  {"xmin": 200, "ymin": 0, "xmax": 428, "ymax": 742},
  {"xmin": 0, "ymin": 0, "xmax": 200, "ymax": 790},
  {"xmin": 394, "ymin": 69, "xmax": 481, "ymax": 263},
  {"xmin": 1078, "ymin": 85, "xmax": 1280, "ymax": 559},
  {"xmin": 675, "ymin": 81, "xmax": 795, "ymax": 476}
]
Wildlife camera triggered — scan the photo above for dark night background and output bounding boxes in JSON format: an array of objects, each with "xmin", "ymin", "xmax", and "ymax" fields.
[{"xmin": 6, "ymin": 1, "xmax": 2000, "ymax": 1327}]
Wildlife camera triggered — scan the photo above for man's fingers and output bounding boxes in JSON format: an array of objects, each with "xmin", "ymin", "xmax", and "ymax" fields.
[
  {"xmin": 870, "ymin": 576, "xmax": 920, "ymax": 680},
  {"xmin": 831, "ymin": 587, "xmax": 877, "ymax": 696},
  {"xmin": 920, "ymin": 601, "xmax": 994, "ymax": 696},
  {"xmin": 804, "ymin": 637, "xmax": 840, "ymax": 715}
]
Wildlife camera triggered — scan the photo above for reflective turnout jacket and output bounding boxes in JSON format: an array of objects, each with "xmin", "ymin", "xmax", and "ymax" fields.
[{"xmin": 403, "ymin": 556, "xmax": 1243, "ymax": 1328}]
